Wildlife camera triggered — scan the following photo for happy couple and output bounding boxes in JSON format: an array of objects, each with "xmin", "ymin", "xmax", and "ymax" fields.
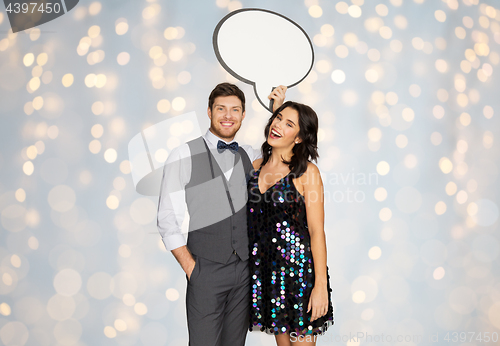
[{"xmin": 157, "ymin": 82, "xmax": 334, "ymax": 346}]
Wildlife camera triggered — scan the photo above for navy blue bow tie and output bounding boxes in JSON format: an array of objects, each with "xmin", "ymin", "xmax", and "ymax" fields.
[{"xmin": 217, "ymin": 140, "xmax": 239, "ymax": 153}]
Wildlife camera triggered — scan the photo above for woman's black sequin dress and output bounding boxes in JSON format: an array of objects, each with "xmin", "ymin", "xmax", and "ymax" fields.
[{"xmin": 247, "ymin": 167, "xmax": 334, "ymax": 336}]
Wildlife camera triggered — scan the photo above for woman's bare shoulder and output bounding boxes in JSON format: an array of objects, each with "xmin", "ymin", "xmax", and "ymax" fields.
[{"xmin": 252, "ymin": 158, "xmax": 264, "ymax": 170}]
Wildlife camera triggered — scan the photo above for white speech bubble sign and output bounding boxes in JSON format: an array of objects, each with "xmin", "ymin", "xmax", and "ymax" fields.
[{"xmin": 213, "ymin": 8, "xmax": 314, "ymax": 112}]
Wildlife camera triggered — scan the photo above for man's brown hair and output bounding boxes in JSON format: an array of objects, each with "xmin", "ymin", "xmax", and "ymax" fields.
[{"xmin": 208, "ymin": 82, "xmax": 245, "ymax": 113}]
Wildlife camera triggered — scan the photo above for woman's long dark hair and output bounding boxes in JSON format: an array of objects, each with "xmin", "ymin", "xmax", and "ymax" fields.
[{"xmin": 261, "ymin": 101, "xmax": 319, "ymax": 177}]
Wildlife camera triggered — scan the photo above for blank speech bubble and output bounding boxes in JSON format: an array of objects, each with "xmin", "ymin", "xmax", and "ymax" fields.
[{"xmin": 213, "ymin": 8, "xmax": 314, "ymax": 112}]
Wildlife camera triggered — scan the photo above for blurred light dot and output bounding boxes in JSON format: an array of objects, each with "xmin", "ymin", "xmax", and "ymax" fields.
[
  {"xmin": 343, "ymin": 33, "xmax": 358, "ymax": 47},
  {"xmin": 92, "ymin": 101, "xmax": 104, "ymax": 115},
  {"xmin": 95, "ymin": 74, "xmax": 107, "ymax": 88},
  {"xmin": 367, "ymin": 49, "xmax": 380, "ymax": 62},
  {"xmin": 23, "ymin": 53, "xmax": 34, "ymax": 66},
  {"xmin": 113, "ymin": 177, "xmax": 126, "ymax": 191},
  {"xmin": 371, "ymin": 91, "xmax": 385, "ymax": 105},
  {"xmin": 54, "ymin": 269, "xmax": 82, "ymax": 296},
  {"xmin": 433, "ymin": 105, "xmax": 445, "ymax": 119},
  {"xmin": 166, "ymin": 288, "xmax": 179, "ymax": 301},
  {"xmin": 376, "ymin": 4, "xmax": 389, "ymax": 16},
  {"xmin": 119, "ymin": 244, "xmax": 131, "ymax": 258},
  {"xmin": 386, "ymin": 92, "xmax": 398, "ymax": 105},
  {"xmin": 104, "ymin": 149, "xmax": 117, "ymax": 163},
  {"xmin": 107, "ymin": 195, "xmax": 119, "ymax": 210},
  {"xmin": 104, "ymin": 326, "xmax": 117, "ymax": 338},
  {"xmin": 435, "ymin": 10, "xmax": 446, "ymax": 22},
  {"xmin": 89, "ymin": 2, "xmax": 102, "ymax": 15},
  {"xmin": 435, "ymin": 59, "xmax": 448, "ymax": 73},
  {"xmin": 0, "ymin": 302, "xmax": 11, "ymax": 316},
  {"xmin": 433, "ymin": 267, "xmax": 445, "ymax": 280},
  {"xmin": 364, "ymin": 17, "xmax": 384, "ymax": 32},
  {"xmin": 376, "ymin": 161, "xmax": 390, "ymax": 175},
  {"xmin": 149, "ymin": 46, "xmax": 163, "ymax": 60},
  {"xmin": 412, "ymin": 37, "xmax": 424, "ymax": 50},
  {"xmin": 439, "ymin": 157, "xmax": 453, "ymax": 174},
  {"xmin": 117, "ymin": 52, "xmax": 130, "ymax": 66},
  {"xmin": 115, "ymin": 19, "xmax": 128, "ymax": 35},
  {"xmin": 335, "ymin": 45, "xmax": 349, "ymax": 58},
  {"xmin": 435, "ymin": 201, "xmax": 447, "ymax": 215},
  {"xmin": 348, "ymin": 5, "xmax": 362, "ymax": 18},
  {"xmin": 409, "ymin": 84, "xmax": 421, "ymax": 97},
  {"xmin": 172, "ymin": 97, "xmax": 186, "ymax": 111},
  {"xmin": 479, "ymin": 16, "xmax": 490, "ymax": 29},
  {"xmin": 456, "ymin": 190, "xmax": 468, "ymax": 204},
  {"xmin": 374, "ymin": 187, "xmax": 387, "ymax": 202},
  {"xmin": 431, "ymin": 132, "xmax": 442, "ymax": 146},
  {"xmin": 33, "ymin": 96, "xmax": 43, "ymax": 111},
  {"xmin": 455, "ymin": 27, "xmax": 466, "ymax": 39},
  {"xmin": 365, "ymin": 69, "xmax": 379, "ymax": 83},
  {"xmin": 48, "ymin": 125, "xmax": 59, "ymax": 139},
  {"xmin": 62, "ymin": 74, "xmax": 74, "ymax": 87},
  {"xmin": 134, "ymin": 302, "xmax": 147, "ymax": 315},
  {"xmin": 402, "ymin": 107, "xmax": 414, "ymax": 122},
  {"xmin": 316, "ymin": 60, "xmax": 331, "ymax": 73},
  {"xmin": 460, "ymin": 112, "xmax": 471, "ymax": 126},
  {"xmin": 29, "ymin": 77, "xmax": 40, "ymax": 91},
  {"xmin": 331, "ymin": 70, "xmax": 345, "ymax": 84},
  {"xmin": 164, "ymin": 27, "xmax": 178, "ymax": 41},
  {"xmin": 336, "ymin": 2, "xmax": 349, "ymax": 14},
  {"xmin": 379, "ymin": 207, "xmax": 392, "ymax": 221},
  {"xmin": 352, "ymin": 290, "xmax": 366, "ymax": 303},
  {"xmin": 368, "ymin": 127, "xmax": 382, "ymax": 141},
  {"xmin": 395, "ymin": 134, "xmax": 408, "ymax": 148},
  {"xmin": 309, "ymin": 5, "xmax": 323, "ymax": 18},
  {"xmin": 483, "ymin": 105, "xmax": 494, "ymax": 119},
  {"xmin": 91, "ymin": 124, "xmax": 104, "ymax": 138},
  {"xmin": 88, "ymin": 25, "xmax": 100, "ymax": 38},
  {"xmin": 85, "ymin": 74, "xmax": 96, "ymax": 88},
  {"xmin": 321, "ymin": 24, "xmax": 334, "ymax": 37},
  {"xmin": 120, "ymin": 160, "xmax": 131, "ymax": 174},
  {"xmin": 379, "ymin": 26, "xmax": 392, "ymax": 39},
  {"xmin": 446, "ymin": 181, "xmax": 458, "ymax": 195},
  {"xmin": 460, "ymin": 60, "xmax": 472, "ymax": 73},
  {"xmin": 437, "ymin": 89, "xmax": 449, "ymax": 102},
  {"xmin": 37, "ymin": 53, "xmax": 48, "ymax": 66},
  {"xmin": 15, "ymin": 188, "xmax": 26, "ymax": 202},
  {"xmin": 169, "ymin": 47, "xmax": 183, "ymax": 61},
  {"xmin": 390, "ymin": 39, "xmax": 403, "ymax": 53},
  {"xmin": 89, "ymin": 140, "xmax": 101, "ymax": 154},
  {"xmin": 394, "ymin": 15, "xmax": 408, "ymax": 29},
  {"xmin": 465, "ymin": 49, "xmax": 476, "ymax": 62},
  {"xmin": 457, "ymin": 93, "xmax": 468, "ymax": 107},
  {"xmin": 157, "ymin": 99, "xmax": 171, "ymax": 113},
  {"xmin": 24, "ymin": 102, "xmax": 34, "ymax": 115},
  {"xmin": 114, "ymin": 319, "xmax": 127, "ymax": 332},
  {"xmin": 28, "ymin": 236, "xmax": 39, "ymax": 249},
  {"xmin": 368, "ymin": 246, "xmax": 382, "ymax": 260},
  {"xmin": 435, "ymin": 37, "xmax": 447, "ymax": 50},
  {"xmin": 178, "ymin": 71, "xmax": 191, "ymax": 84},
  {"xmin": 23, "ymin": 161, "xmax": 34, "ymax": 175},
  {"xmin": 47, "ymin": 185, "xmax": 76, "ymax": 213},
  {"xmin": 155, "ymin": 149, "xmax": 169, "ymax": 163}
]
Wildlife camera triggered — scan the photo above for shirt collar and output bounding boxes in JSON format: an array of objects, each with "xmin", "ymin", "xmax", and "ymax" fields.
[{"xmin": 204, "ymin": 128, "xmax": 235, "ymax": 147}]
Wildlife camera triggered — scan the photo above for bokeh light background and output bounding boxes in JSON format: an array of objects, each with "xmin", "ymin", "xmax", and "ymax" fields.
[{"xmin": 1, "ymin": 0, "xmax": 500, "ymax": 345}]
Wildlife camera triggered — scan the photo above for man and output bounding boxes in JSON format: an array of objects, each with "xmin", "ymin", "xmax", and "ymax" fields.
[{"xmin": 157, "ymin": 83, "xmax": 286, "ymax": 346}]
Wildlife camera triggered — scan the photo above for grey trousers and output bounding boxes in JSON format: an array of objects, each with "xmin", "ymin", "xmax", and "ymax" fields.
[{"xmin": 186, "ymin": 252, "xmax": 250, "ymax": 346}]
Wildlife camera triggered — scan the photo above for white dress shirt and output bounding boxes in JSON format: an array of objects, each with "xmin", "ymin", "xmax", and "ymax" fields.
[{"xmin": 157, "ymin": 129, "xmax": 262, "ymax": 251}]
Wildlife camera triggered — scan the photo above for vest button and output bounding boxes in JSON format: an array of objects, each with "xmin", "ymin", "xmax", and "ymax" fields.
[
  {"xmin": 232, "ymin": 240, "xmax": 236, "ymax": 244},
  {"xmin": 232, "ymin": 226, "xmax": 236, "ymax": 230}
]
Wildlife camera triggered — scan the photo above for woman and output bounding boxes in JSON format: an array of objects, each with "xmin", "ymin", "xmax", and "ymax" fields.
[{"xmin": 248, "ymin": 93, "xmax": 334, "ymax": 345}]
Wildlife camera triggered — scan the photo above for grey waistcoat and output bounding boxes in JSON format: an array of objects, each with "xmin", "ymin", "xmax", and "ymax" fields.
[{"xmin": 185, "ymin": 136, "xmax": 252, "ymax": 264}]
